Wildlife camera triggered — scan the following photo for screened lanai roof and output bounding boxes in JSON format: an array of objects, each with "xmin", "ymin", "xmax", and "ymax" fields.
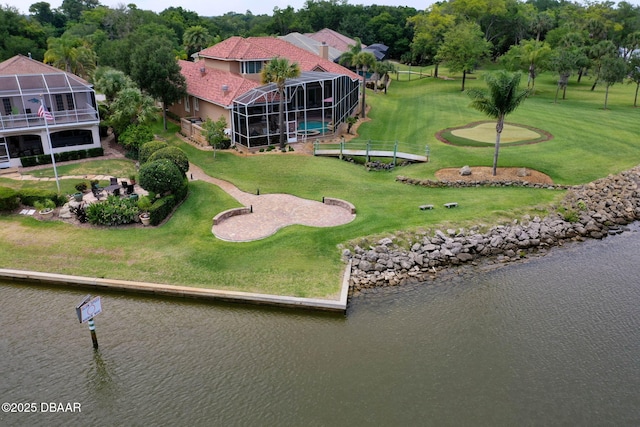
[
  {"xmin": 233, "ymin": 71, "xmax": 357, "ymax": 106},
  {"xmin": 0, "ymin": 73, "xmax": 92, "ymax": 98}
]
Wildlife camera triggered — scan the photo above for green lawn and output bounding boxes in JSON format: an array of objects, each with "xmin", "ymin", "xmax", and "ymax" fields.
[{"xmin": 1, "ymin": 68, "xmax": 638, "ymax": 298}]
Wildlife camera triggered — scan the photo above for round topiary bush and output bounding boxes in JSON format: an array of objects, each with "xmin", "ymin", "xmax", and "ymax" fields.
[
  {"xmin": 147, "ymin": 146, "xmax": 189, "ymax": 176},
  {"xmin": 138, "ymin": 159, "xmax": 184, "ymax": 195},
  {"xmin": 139, "ymin": 140, "xmax": 169, "ymax": 164}
]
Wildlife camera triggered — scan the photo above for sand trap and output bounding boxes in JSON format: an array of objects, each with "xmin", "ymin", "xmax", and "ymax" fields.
[{"xmin": 452, "ymin": 123, "xmax": 541, "ymax": 143}]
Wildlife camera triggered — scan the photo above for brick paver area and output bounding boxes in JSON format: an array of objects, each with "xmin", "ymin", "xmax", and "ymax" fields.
[{"xmin": 188, "ymin": 164, "xmax": 356, "ymax": 242}]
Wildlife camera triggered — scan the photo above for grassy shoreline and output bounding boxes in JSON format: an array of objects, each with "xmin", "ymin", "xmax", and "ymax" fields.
[{"xmin": 1, "ymin": 69, "xmax": 638, "ymax": 298}]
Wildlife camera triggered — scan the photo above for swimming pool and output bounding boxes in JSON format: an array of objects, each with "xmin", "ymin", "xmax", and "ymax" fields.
[{"xmin": 298, "ymin": 120, "xmax": 329, "ymax": 132}]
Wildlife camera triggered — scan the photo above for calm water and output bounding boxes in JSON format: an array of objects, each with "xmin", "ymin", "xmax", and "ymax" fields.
[{"xmin": 1, "ymin": 226, "xmax": 640, "ymax": 426}]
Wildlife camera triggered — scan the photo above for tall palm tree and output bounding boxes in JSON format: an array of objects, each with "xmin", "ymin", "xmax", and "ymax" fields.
[
  {"xmin": 354, "ymin": 51, "xmax": 377, "ymax": 118},
  {"xmin": 467, "ymin": 71, "xmax": 529, "ymax": 176},
  {"xmin": 261, "ymin": 57, "xmax": 301, "ymax": 152}
]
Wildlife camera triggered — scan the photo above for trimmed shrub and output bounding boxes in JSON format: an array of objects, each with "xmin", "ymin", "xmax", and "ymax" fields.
[
  {"xmin": 148, "ymin": 146, "xmax": 189, "ymax": 176},
  {"xmin": 119, "ymin": 124, "xmax": 154, "ymax": 155},
  {"xmin": 20, "ymin": 148, "xmax": 103, "ymax": 167},
  {"xmin": 20, "ymin": 156, "xmax": 38, "ymax": 167},
  {"xmin": 139, "ymin": 140, "xmax": 168, "ymax": 164},
  {"xmin": 139, "ymin": 159, "xmax": 184, "ymax": 195},
  {"xmin": 19, "ymin": 189, "xmax": 65, "ymax": 207},
  {"xmin": 87, "ymin": 147, "xmax": 104, "ymax": 157},
  {"xmin": 0, "ymin": 187, "xmax": 19, "ymax": 211},
  {"xmin": 86, "ymin": 195, "xmax": 139, "ymax": 226},
  {"xmin": 34, "ymin": 199, "xmax": 55, "ymax": 212},
  {"xmin": 149, "ymin": 194, "xmax": 175, "ymax": 226}
]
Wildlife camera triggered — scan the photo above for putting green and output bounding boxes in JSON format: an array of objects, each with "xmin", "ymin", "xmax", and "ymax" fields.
[
  {"xmin": 436, "ymin": 121, "xmax": 552, "ymax": 147},
  {"xmin": 451, "ymin": 123, "xmax": 541, "ymax": 143}
]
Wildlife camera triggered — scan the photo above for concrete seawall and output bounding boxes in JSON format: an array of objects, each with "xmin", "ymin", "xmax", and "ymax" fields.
[{"xmin": 0, "ymin": 262, "xmax": 351, "ymax": 313}]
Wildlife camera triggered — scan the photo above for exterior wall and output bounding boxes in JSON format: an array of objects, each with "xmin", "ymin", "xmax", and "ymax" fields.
[
  {"xmin": 179, "ymin": 100, "xmax": 231, "ymax": 147},
  {"xmin": 2, "ymin": 125, "xmax": 100, "ymax": 168},
  {"xmin": 201, "ymin": 58, "xmax": 239, "ymax": 74}
]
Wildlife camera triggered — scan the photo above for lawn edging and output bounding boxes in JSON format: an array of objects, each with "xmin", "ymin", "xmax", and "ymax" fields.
[{"xmin": 0, "ymin": 261, "xmax": 352, "ymax": 313}]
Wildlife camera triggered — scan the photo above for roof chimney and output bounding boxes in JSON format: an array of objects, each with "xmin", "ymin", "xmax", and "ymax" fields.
[
  {"xmin": 200, "ymin": 66, "xmax": 206, "ymax": 76},
  {"xmin": 222, "ymin": 84, "xmax": 229, "ymax": 95},
  {"xmin": 319, "ymin": 41, "xmax": 329, "ymax": 60}
]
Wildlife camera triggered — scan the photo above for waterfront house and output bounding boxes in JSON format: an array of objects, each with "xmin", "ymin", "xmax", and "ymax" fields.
[
  {"xmin": 0, "ymin": 55, "xmax": 101, "ymax": 168},
  {"xmin": 171, "ymin": 36, "xmax": 361, "ymax": 149}
]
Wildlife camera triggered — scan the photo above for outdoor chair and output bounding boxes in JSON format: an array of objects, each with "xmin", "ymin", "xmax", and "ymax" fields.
[{"xmin": 110, "ymin": 177, "xmax": 118, "ymax": 185}]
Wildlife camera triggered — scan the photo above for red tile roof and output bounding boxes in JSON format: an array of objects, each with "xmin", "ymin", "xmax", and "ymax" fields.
[
  {"xmin": 0, "ymin": 54, "xmax": 90, "ymax": 85},
  {"xmin": 305, "ymin": 29, "xmax": 365, "ymax": 54},
  {"xmin": 179, "ymin": 60, "xmax": 260, "ymax": 107},
  {"xmin": 198, "ymin": 36, "xmax": 360, "ymax": 80}
]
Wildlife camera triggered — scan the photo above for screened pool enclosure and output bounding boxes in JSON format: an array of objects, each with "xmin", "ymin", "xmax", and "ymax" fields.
[{"xmin": 232, "ymin": 72, "xmax": 360, "ymax": 148}]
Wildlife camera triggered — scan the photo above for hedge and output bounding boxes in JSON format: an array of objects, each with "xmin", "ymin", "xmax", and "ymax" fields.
[
  {"xmin": 20, "ymin": 147, "xmax": 104, "ymax": 167},
  {"xmin": 0, "ymin": 187, "xmax": 20, "ymax": 211},
  {"xmin": 18, "ymin": 188, "xmax": 66, "ymax": 207},
  {"xmin": 148, "ymin": 178, "xmax": 189, "ymax": 226}
]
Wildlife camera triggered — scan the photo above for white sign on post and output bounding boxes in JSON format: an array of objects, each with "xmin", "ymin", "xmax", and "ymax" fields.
[{"xmin": 76, "ymin": 296, "xmax": 102, "ymax": 323}]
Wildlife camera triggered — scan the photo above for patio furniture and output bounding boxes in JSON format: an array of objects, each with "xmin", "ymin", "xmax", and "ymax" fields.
[{"xmin": 104, "ymin": 183, "xmax": 121, "ymax": 195}]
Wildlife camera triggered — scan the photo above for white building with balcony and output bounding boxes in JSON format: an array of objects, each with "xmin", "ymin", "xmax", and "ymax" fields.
[{"xmin": 0, "ymin": 55, "xmax": 101, "ymax": 169}]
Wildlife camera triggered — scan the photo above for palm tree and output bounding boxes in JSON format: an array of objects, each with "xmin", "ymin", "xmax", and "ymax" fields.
[
  {"xmin": 354, "ymin": 51, "xmax": 376, "ymax": 118},
  {"xmin": 183, "ymin": 25, "xmax": 210, "ymax": 58},
  {"xmin": 373, "ymin": 61, "xmax": 397, "ymax": 94},
  {"xmin": 261, "ymin": 57, "xmax": 301, "ymax": 152},
  {"xmin": 44, "ymin": 35, "xmax": 80, "ymax": 73},
  {"xmin": 467, "ymin": 71, "xmax": 529, "ymax": 176},
  {"xmin": 339, "ymin": 37, "xmax": 363, "ymax": 73}
]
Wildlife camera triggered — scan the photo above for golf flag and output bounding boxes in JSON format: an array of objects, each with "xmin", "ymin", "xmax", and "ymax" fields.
[{"xmin": 38, "ymin": 99, "xmax": 53, "ymax": 121}]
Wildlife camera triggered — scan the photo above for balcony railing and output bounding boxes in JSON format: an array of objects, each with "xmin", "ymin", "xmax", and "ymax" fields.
[{"xmin": 0, "ymin": 106, "xmax": 99, "ymax": 131}]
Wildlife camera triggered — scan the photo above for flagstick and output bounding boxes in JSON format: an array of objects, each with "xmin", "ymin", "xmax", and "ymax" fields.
[{"xmin": 41, "ymin": 96, "xmax": 60, "ymax": 194}]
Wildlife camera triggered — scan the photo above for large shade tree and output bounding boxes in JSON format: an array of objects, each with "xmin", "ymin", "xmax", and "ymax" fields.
[
  {"xmin": 436, "ymin": 21, "xmax": 491, "ymax": 91},
  {"xmin": 467, "ymin": 70, "xmax": 529, "ymax": 176},
  {"xmin": 130, "ymin": 36, "xmax": 187, "ymax": 130},
  {"xmin": 261, "ymin": 57, "xmax": 301, "ymax": 152}
]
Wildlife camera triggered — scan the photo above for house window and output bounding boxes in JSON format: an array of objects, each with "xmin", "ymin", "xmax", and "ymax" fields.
[
  {"xmin": 242, "ymin": 61, "xmax": 263, "ymax": 74},
  {"xmin": 50, "ymin": 129, "xmax": 93, "ymax": 148},
  {"xmin": 194, "ymin": 98, "xmax": 199, "ymax": 112},
  {"xmin": 65, "ymin": 93, "xmax": 75, "ymax": 110},
  {"xmin": 2, "ymin": 98, "xmax": 11, "ymax": 115},
  {"xmin": 184, "ymin": 96, "xmax": 190, "ymax": 112},
  {"xmin": 55, "ymin": 94, "xmax": 64, "ymax": 111}
]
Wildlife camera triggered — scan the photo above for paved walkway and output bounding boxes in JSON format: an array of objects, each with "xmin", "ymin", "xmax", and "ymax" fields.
[
  {"xmin": 188, "ymin": 164, "xmax": 356, "ymax": 242},
  {"xmin": 3, "ymin": 157, "xmax": 356, "ymax": 242}
]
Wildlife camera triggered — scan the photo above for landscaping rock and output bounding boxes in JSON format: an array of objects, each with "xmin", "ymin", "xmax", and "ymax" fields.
[{"xmin": 350, "ymin": 164, "xmax": 640, "ymax": 293}]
